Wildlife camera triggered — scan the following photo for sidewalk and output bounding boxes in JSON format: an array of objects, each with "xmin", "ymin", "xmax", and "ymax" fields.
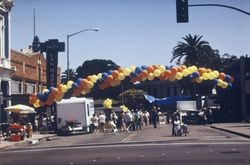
[
  {"xmin": 0, "ymin": 133, "xmax": 56, "ymax": 150},
  {"xmin": 210, "ymin": 122, "xmax": 250, "ymax": 139}
]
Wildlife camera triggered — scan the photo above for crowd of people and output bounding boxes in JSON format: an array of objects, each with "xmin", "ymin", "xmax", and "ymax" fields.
[{"xmin": 90, "ymin": 106, "xmax": 173, "ymax": 134}]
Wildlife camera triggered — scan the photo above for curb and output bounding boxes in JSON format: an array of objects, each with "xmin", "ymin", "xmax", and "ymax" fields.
[
  {"xmin": 0, "ymin": 134, "xmax": 56, "ymax": 150},
  {"xmin": 210, "ymin": 125, "xmax": 250, "ymax": 139}
]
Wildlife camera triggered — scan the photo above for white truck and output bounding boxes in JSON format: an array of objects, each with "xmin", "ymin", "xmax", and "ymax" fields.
[
  {"xmin": 176, "ymin": 101, "xmax": 199, "ymax": 124},
  {"xmin": 56, "ymin": 97, "xmax": 95, "ymax": 135}
]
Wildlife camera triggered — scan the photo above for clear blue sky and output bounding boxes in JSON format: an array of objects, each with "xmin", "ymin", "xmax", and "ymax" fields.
[{"xmin": 11, "ymin": 0, "xmax": 250, "ymax": 72}]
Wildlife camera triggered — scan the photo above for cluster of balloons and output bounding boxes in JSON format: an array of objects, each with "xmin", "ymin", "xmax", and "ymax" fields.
[
  {"xmin": 103, "ymin": 98, "xmax": 113, "ymax": 109},
  {"xmin": 29, "ymin": 64, "xmax": 234, "ymax": 108},
  {"xmin": 120, "ymin": 105, "xmax": 129, "ymax": 112}
]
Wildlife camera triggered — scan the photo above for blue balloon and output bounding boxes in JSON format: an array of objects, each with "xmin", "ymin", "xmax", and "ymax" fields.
[
  {"xmin": 135, "ymin": 66, "xmax": 142, "ymax": 74},
  {"xmin": 141, "ymin": 65, "xmax": 147, "ymax": 70},
  {"xmin": 165, "ymin": 65, "xmax": 170, "ymax": 70},
  {"xmin": 192, "ymin": 72, "xmax": 199, "ymax": 78},
  {"xmin": 130, "ymin": 72, "xmax": 137, "ymax": 78},
  {"xmin": 102, "ymin": 72, "xmax": 109, "ymax": 80},
  {"xmin": 72, "ymin": 82, "xmax": 79, "ymax": 89},
  {"xmin": 212, "ymin": 79, "xmax": 218, "ymax": 85},
  {"xmin": 37, "ymin": 93, "xmax": 47, "ymax": 102},
  {"xmin": 224, "ymin": 75, "xmax": 231, "ymax": 82},
  {"xmin": 49, "ymin": 86, "xmax": 55, "ymax": 92},
  {"xmin": 108, "ymin": 70, "xmax": 113, "ymax": 75},
  {"xmin": 76, "ymin": 78, "xmax": 82, "ymax": 85},
  {"xmin": 228, "ymin": 83, "xmax": 233, "ymax": 88},
  {"xmin": 97, "ymin": 78, "xmax": 104, "ymax": 84}
]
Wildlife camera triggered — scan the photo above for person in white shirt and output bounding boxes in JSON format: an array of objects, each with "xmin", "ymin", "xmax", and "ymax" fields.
[
  {"xmin": 90, "ymin": 114, "xmax": 99, "ymax": 133},
  {"xmin": 98, "ymin": 112, "xmax": 106, "ymax": 133}
]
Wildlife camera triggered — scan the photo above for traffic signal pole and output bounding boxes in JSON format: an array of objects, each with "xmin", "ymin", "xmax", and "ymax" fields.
[{"xmin": 176, "ymin": 0, "xmax": 250, "ymax": 23}]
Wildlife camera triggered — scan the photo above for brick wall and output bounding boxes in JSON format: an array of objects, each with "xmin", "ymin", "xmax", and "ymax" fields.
[{"xmin": 11, "ymin": 49, "xmax": 61, "ymax": 86}]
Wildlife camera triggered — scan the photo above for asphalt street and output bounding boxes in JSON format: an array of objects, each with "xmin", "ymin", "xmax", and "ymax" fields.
[
  {"xmin": 1, "ymin": 124, "xmax": 250, "ymax": 165},
  {"xmin": 1, "ymin": 142, "xmax": 250, "ymax": 165}
]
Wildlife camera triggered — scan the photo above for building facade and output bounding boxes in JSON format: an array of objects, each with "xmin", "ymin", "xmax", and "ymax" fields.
[
  {"xmin": 10, "ymin": 48, "xmax": 61, "ymax": 106},
  {"xmin": 0, "ymin": 0, "xmax": 14, "ymax": 123}
]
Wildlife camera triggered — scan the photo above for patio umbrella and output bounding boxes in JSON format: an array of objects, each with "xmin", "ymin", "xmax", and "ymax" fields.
[{"xmin": 4, "ymin": 104, "xmax": 36, "ymax": 114}]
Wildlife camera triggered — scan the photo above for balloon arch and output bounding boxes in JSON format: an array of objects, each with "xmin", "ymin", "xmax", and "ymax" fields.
[{"xmin": 29, "ymin": 64, "xmax": 234, "ymax": 108}]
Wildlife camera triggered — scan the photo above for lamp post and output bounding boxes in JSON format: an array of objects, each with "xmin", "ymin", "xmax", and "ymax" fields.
[
  {"xmin": 67, "ymin": 28, "xmax": 99, "ymax": 81},
  {"xmin": 107, "ymin": 64, "xmax": 124, "ymax": 105}
]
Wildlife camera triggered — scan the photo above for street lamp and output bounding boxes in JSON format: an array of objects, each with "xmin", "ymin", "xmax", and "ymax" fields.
[
  {"xmin": 107, "ymin": 64, "xmax": 124, "ymax": 105},
  {"xmin": 67, "ymin": 28, "xmax": 99, "ymax": 80}
]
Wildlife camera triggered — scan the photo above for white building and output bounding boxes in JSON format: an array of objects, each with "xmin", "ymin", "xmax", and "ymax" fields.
[{"xmin": 0, "ymin": 0, "xmax": 14, "ymax": 123}]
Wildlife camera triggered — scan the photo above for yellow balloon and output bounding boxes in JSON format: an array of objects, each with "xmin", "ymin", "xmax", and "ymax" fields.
[
  {"xmin": 130, "ymin": 65, "xmax": 136, "ymax": 72},
  {"xmin": 217, "ymin": 79, "xmax": 223, "ymax": 86},
  {"xmin": 33, "ymin": 100, "xmax": 40, "ymax": 108},
  {"xmin": 221, "ymin": 82, "xmax": 228, "ymax": 89},
  {"xmin": 87, "ymin": 81, "xmax": 94, "ymax": 89},
  {"xmin": 148, "ymin": 73, "xmax": 154, "ymax": 80},
  {"xmin": 191, "ymin": 66, "xmax": 197, "ymax": 72},
  {"xmin": 159, "ymin": 65, "xmax": 166, "ymax": 73},
  {"xmin": 213, "ymin": 70, "xmax": 219, "ymax": 78},
  {"xmin": 196, "ymin": 77, "xmax": 203, "ymax": 83},
  {"xmin": 175, "ymin": 72, "xmax": 183, "ymax": 80},
  {"xmin": 188, "ymin": 67, "xmax": 194, "ymax": 74},
  {"xmin": 153, "ymin": 69, "xmax": 161, "ymax": 77},
  {"xmin": 208, "ymin": 72, "xmax": 215, "ymax": 80},
  {"xmin": 202, "ymin": 73, "xmax": 209, "ymax": 80},
  {"xmin": 90, "ymin": 75, "xmax": 98, "ymax": 83},
  {"xmin": 97, "ymin": 73, "xmax": 102, "ymax": 79},
  {"xmin": 182, "ymin": 68, "xmax": 190, "ymax": 76},
  {"xmin": 67, "ymin": 80, "xmax": 74, "ymax": 89},
  {"xmin": 118, "ymin": 73, "xmax": 125, "ymax": 80},
  {"xmin": 124, "ymin": 68, "xmax": 131, "ymax": 76},
  {"xmin": 61, "ymin": 85, "xmax": 68, "ymax": 93}
]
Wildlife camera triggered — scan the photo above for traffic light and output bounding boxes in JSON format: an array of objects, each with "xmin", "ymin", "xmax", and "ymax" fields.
[{"xmin": 176, "ymin": 0, "xmax": 189, "ymax": 23}]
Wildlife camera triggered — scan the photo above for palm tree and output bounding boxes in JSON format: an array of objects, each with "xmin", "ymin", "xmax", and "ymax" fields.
[
  {"xmin": 61, "ymin": 69, "xmax": 77, "ymax": 84},
  {"xmin": 171, "ymin": 34, "xmax": 213, "ymax": 67}
]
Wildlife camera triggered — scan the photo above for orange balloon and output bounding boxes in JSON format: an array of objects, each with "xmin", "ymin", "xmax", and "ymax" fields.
[
  {"xmin": 107, "ymin": 75, "xmax": 114, "ymax": 83},
  {"xmin": 152, "ymin": 64, "xmax": 159, "ymax": 70},
  {"xmin": 146, "ymin": 66, "xmax": 154, "ymax": 73},
  {"xmin": 164, "ymin": 70, "xmax": 172, "ymax": 78},
  {"xmin": 198, "ymin": 68, "xmax": 204, "ymax": 75},
  {"xmin": 177, "ymin": 67, "xmax": 183, "ymax": 72},
  {"xmin": 141, "ymin": 70, "xmax": 148, "ymax": 77},
  {"xmin": 112, "ymin": 70, "xmax": 119, "ymax": 79},
  {"xmin": 171, "ymin": 67, "xmax": 178, "ymax": 74},
  {"xmin": 159, "ymin": 73, "xmax": 166, "ymax": 80},
  {"xmin": 29, "ymin": 94, "xmax": 37, "ymax": 105},
  {"xmin": 219, "ymin": 72, "xmax": 226, "ymax": 80},
  {"xmin": 81, "ymin": 79, "xmax": 89, "ymax": 87}
]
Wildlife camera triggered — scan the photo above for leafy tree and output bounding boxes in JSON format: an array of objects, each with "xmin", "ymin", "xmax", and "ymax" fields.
[
  {"xmin": 61, "ymin": 69, "xmax": 77, "ymax": 84},
  {"xmin": 75, "ymin": 59, "xmax": 118, "ymax": 80},
  {"xmin": 121, "ymin": 88, "xmax": 146, "ymax": 110},
  {"xmin": 171, "ymin": 34, "xmax": 213, "ymax": 67}
]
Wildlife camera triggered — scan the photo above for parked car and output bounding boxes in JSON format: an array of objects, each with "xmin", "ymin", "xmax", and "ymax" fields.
[{"xmin": 57, "ymin": 120, "xmax": 84, "ymax": 136}]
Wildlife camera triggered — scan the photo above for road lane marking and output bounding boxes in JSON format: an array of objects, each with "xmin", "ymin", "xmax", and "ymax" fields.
[
  {"xmin": 1, "ymin": 141, "xmax": 250, "ymax": 154},
  {"xmin": 122, "ymin": 132, "xmax": 136, "ymax": 142}
]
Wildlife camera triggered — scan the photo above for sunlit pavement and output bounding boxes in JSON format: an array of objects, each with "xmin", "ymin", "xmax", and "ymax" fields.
[{"xmin": 1, "ymin": 122, "xmax": 250, "ymax": 151}]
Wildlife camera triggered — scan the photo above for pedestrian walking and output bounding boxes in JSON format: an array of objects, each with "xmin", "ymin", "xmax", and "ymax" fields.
[
  {"xmin": 90, "ymin": 114, "xmax": 99, "ymax": 133},
  {"xmin": 98, "ymin": 112, "xmax": 106, "ymax": 133},
  {"xmin": 151, "ymin": 106, "xmax": 158, "ymax": 128}
]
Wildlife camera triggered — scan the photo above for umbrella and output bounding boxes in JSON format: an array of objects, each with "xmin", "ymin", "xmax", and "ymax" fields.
[{"xmin": 4, "ymin": 104, "xmax": 36, "ymax": 114}]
